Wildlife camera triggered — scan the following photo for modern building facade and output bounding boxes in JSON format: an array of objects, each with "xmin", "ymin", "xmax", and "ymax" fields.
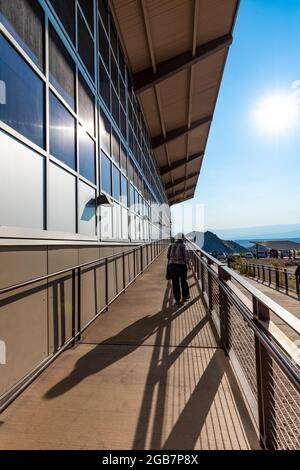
[
  {"xmin": 0, "ymin": 0, "xmax": 238, "ymax": 409},
  {"xmin": 0, "ymin": 0, "xmax": 171, "ymax": 243}
]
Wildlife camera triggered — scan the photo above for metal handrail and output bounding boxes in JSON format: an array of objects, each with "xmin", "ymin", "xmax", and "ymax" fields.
[
  {"xmin": 185, "ymin": 237, "xmax": 300, "ymax": 450},
  {"xmin": 0, "ymin": 239, "xmax": 168, "ymax": 412},
  {"xmin": 0, "ymin": 241, "xmax": 163, "ymax": 296},
  {"xmin": 186, "ymin": 238, "xmax": 300, "ymax": 334}
]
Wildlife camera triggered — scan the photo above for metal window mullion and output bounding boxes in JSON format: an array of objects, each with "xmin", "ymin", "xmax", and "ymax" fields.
[
  {"xmin": 75, "ymin": 62, "xmax": 79, "ymax": 234},
  {"xmin": 45, "ymin": 15, "xmax": 50, "ymax": 231}
]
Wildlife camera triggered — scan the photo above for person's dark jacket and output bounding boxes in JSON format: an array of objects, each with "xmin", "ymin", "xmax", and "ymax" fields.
[{"xmin": 295, "ymin": 265, "xmax": 300, "ymax": 277}]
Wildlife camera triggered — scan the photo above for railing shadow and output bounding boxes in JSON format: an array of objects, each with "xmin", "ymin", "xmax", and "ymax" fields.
[{"xmin": 44, "ymin": 270, "xmax": 258, "ymax": 450}]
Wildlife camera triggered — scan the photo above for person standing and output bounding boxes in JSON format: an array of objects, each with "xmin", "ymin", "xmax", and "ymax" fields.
[
  {"xmin": 295, "ymin": 265, "xmax": 300, "ymax": 291},
  {"xmin": 167, "ymin": 237, "xmax": 190, "ymax": 305}
]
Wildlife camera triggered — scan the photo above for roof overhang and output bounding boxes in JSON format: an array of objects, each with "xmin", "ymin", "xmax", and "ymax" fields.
[{"xmin": 111, "ymin": 0, "xmax": 239, "ymax": 205}]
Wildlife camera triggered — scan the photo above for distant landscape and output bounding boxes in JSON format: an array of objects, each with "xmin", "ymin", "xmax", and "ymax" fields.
[
  {"xmin": 212, "ymin": 223, "xmax": 300, "ymax": 242},
  {"xmin": 188, "ymin": 231, "xmax": 247, "ymax": 254},
  {"xmin": 188, "ymin": 227, "xmax": 300, "ymax": 255}
]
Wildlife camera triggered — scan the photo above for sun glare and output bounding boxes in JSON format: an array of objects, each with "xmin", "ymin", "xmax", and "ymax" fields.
[{"xmin": 253, "ymin": 92, "xmax": 299, "ymax": 134}]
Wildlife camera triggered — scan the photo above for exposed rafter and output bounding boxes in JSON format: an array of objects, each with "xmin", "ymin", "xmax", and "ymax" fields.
[
  {"xmin": 160, "ymin": 153, "xmax": 203, "ymax": 177},
  {"xmin": 152, "ymin": 116, "xmax": 211, "ymax": 150},
  {"xmin": 133, "ymin": 34, "xmax": 232, "ymax": 94},
  {"xmin": 169, "ymin": 185, "xmax": 195, "ymax": 199},
  {"xmin": 165, "ymin": 172, "xmax": 199, "ymax": 191}
]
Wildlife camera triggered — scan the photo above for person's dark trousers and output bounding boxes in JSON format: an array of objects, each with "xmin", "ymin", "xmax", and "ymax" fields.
[{"xmin": 169, "ymin": 263, "xmax": 190, "ymax": 302}]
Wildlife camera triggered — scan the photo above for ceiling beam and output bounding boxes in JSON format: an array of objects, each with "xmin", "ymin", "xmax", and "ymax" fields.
[
  {"xmin": 152, "ymin": 116, "xmax": 211, "ymax": 149},
  {"xmin": 170, "ymin": 195, "xmax": 193, "ymax": 206},
  {"xmin": 133, "ymin": 34, "xmax": 232, "ymax": 94},
  {"xmin": 160, "ymin": 153, "xmax": 203, "ymax": 176},
  {"xmin": 165, "ymin": 172, "xmax": 199, "ymax": 191},
  {"xmin": 169, "ymin": 185, "xmax": 195, "ymax": 200}
]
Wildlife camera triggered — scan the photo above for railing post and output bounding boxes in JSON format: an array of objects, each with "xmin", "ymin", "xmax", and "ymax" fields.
[
  {"xmin": 218, "ymin": 265, "xmax": 231, "ymax": 353},
  {"xmin": 72, "ymin": 269, "xmax": 76, "ymax": 347},
  {"xmin": 196, "ymin": 251, "xmax": 200, "ymax": 280},
  {"xmin": 284, "ymin": 269, "xmax": 288, "ymax": 295},
  {"xmin": 257, "ymin": 264, "xmax": 260, "ymax": 281},
  {"xmin": 262, "ymin": 265, "xmax": 265, "ymax": 283},
  {"xmin": 123, "ymin": 251, "xmax": 126, "ymax": 292},
  {"xmin": 253, "ymin": 296, "xmax": 276, "ymax": 449},
  {"xmin": 133, "ymin": 248, "xmax": 136, "ymax": 280},
  {"xmin": 199, "ymin": 252, "xmax": 204, "ymax": 293},
  {"xmin": 105, "ymin": 257, "xmax": 109, "ymax": 311},
  {"xmin": 253, "ymin": 264, "xmax": 256, "ymax": 279},
  {"xmin": 207, "ymin": 258, "xmax": 213, "ymax": 312},
  {"xmin": 77, "ymin": 267, "xmax": 81, "ymax": 341},
  {"xmin": 140, "ymin": 245, "xmax": 143, "ymax": 273},
  {"xmin": 275, "ymin": 267, "xmax": 279, "ymax": 290},
  {"xmin": 269, "ymin": 266, "xmax": 271, "ymax": 286}
]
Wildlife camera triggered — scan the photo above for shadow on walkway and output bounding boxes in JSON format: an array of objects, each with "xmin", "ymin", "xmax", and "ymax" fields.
[{"xmin": 44, "ymin": 271, "xmax": 259, "ymax": 450}]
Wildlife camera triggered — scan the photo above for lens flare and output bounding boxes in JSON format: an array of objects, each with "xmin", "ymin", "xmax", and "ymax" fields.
[{"xmin": 253, "ymin": 92, "xmax": 299, "ymax": 134}]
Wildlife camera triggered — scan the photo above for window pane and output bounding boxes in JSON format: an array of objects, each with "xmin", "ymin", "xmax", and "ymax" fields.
[
  {"xmin": 111, "ymin": 129, "xmax": 119, "ymax": 165},
  {"xmin": 121, "ymin": 208, "xmax": 128, "ymax": 239},
  {"xmin": 99, "ymin": 110, "xmax": 110, "ymax": 155},
  {"xmin": 129, "ymin": 213, "xmax": 135, "ymax": 240},
  {"xmin": 120, "ymin": 144, "xmax": 127, "ymax": 174},
  {"xmin": 112, "ymin": 204, "xmax": 120, "ymax": 239},
  {"xmin": 120, "ymin": 77, "xmax": 126, "ymax": 110},
  {"xmin": 49, "ymin": 25, "xmax": 75, "ymax": 108},
  {"xmin": 48, "ymin": 162, "xmax": 76, "ymax": 233},
  {"xmin": 0, "ymin": 0, "xmax": 44, "ymax": 69},
  {"xmin": 111, "ymin": 87, "xmax": 119, "ymax": 126},
  {"xmin": 112, "ymin": 165, "xmax": 120, "ymax": 201},
  {"xmin": 121, "ymin": 175, "xmax": 128, "ymax": 207},
  {"xmin": 49, "ymin": 92, "xmax": 76, "ymax": 169},
  {"xmin": 78, "ymin": 10, "xmax": 94, "ymax": 77},
  {"xmin": 79, "ymin": 127, "xmax": 95, "ymax": 183},
  {"xmin": 101, "ymin": 151, "xmax": 111, "ymax": 194},
  {"xmin": 0, "ymin": 36, "xmax": 44, "ymax": 148},
  {"xmin": 49, "ymin": 0, "xmax": 75, "ymax": 43},
  {"xmin": 100, "ymin": 205, "xmax": 112, "ymax": 239},
  {"xmin": 99, "ymin": 20, "xmax": 109, "ymax": 69},
  {"xmin": 98, "ymin": 0, "xmax": 108, "ymax": 30},
  {"xmin": 78, "ymin": 0, "xmax": 94, "ymax": 31},
  {"xmin": 110, "ymin": 54, "xmax": 118, "ymax": 92},
  {"xmin": 110, "ymin": 18, "xmax": 118, "ymax": 59},
  {"xmin": 78, "ymin": 180, "xmax": 96, "ymax": 236},
  {"xmin": 99, "ymin": 59, "xmax": 110, "ymax": 109},
  {"xmin": 78, "ymin": 73, "xmax": 95, "ymax": 135},
  {"xmin": 0, "ymin": 130, "xmax": 44, "ymax": 229},
  {"xmin": 129, "ymin": 185, "xmax": 134, "ymax": 212},
  {"xmin": 120, "ymin": 108, "xmax": 126, "ymax": 140}
]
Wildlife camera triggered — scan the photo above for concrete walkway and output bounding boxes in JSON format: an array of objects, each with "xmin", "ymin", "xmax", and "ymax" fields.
[
  {"xmin": 245, "ymin": 277, "xmax": 300, "ymax": 320},
  {"xmin": 0, "ymin": 255, "xmax": 259, "ymax": 450}
]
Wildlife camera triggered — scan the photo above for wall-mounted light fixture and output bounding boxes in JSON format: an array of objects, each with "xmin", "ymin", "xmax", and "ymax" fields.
[{"xmin": 96, "ymin": 194, "xmax": 114, "ymax": 207}]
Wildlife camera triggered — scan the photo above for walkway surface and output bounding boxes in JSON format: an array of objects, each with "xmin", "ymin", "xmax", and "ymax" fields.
[
  {"xmin": 0, "ymin": 255, "xmax": 259, "ymax": 450},
  {"xmin": 245, "ymin": 277, "xmax": 300, "ymax": 320}
]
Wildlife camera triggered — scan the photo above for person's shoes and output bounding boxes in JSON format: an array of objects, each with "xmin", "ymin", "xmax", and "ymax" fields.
[
  {"xmin": 175, "ymin": 300, "xmax": 182, "ymax": 306},
  {"xmin": 183, "ymin": 296, "xmax": 190, "ymax": 301}
]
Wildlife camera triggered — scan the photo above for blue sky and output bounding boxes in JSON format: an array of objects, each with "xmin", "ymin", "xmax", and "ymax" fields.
[{"xmin": 173, "ymin": 0, "xmax": 300, "ymax": 232}]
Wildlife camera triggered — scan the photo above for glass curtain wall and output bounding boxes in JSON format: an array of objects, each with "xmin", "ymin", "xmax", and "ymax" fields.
[{"xmin": 0, "ymin": 0, "xmax": 171, "ymax": 241}]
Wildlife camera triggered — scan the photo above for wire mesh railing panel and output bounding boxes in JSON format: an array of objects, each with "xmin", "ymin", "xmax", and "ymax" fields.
[
  {"xmin": 228, "ymin": 301, "xmax": 257, "ymax": 396},
  {"xmin": 211, "ymin": 274, "xmax": 220, "ymax": 318},
  {"xmin": 266, "ymin": 359, "xmax": 300, "ymax": 450},
  {"xmin": 203, "ymin": 266, "xmax": 209, "ymax": 295}
]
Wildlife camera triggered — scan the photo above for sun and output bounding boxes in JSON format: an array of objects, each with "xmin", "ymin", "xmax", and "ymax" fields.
[{"xmin": 253, "ymin": 92, "xmax": 299, "ymax": 134}]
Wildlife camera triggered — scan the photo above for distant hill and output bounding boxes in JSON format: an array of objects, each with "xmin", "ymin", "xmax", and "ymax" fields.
[
  {"xmin": 187, "ymin": 231, "xmax": 247, "ymax": 254},
  {"xmin": 213, "ymin": 223, "xmax": 300, "ymax": 241}
]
